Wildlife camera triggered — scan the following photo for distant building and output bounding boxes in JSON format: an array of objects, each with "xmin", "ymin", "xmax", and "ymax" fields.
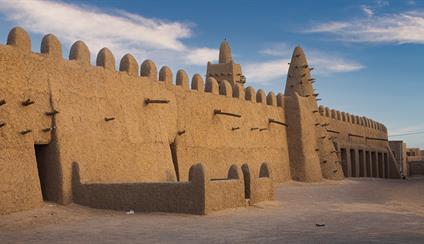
[
  {"xmin": 389, "ymin": 141, "xmax": 408, "ymax": 177},
  {"xmin": 406, "ymin": 148, "xmax": 424, "ymax": 176}
]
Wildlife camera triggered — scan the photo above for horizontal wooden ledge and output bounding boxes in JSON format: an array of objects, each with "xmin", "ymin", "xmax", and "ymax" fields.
[
  {"xmin": 268, "ymin": 118, "xmax": 288, "ymax": 127},
  {"xmin": 348, "ymin": 133, "xmax": 363, "ymax": 138},
  {"xmin": 366, "ymin": 137, "xmax": 388, "ymax": 142},
  {"xmin": 144, "ymin": 98, "xmax": 170, "ymax": 105},
  {"xmin": 213, "ymin": 109, "xmax": 241, "ymax": 118}
]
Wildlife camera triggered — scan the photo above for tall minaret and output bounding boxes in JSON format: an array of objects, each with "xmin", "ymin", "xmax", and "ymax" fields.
[
  {"xmin": 206, "ymin": 40, "xmax": 245, "ymax": 86},
  {"xmin": 284, "ymin": 45, "xmax": 344, "ymax": 181},
  {"xmin": 219, "ymin": 40, "xmax": 233, "ymax": 64},
  {"xmin": 284, "ymin": 46, "xmax": 315, "ymax": 100}
]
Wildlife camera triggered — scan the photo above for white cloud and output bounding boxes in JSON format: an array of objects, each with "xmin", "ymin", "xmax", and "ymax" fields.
[
  {"xmin": 307, "ymin": 11, "xmax": 424, "ymax": 44},
  {"xmin": 243, "ymin": 46, "xmax": 364, "ymax": 85},
  {"xmin": 308, "ymin": 51, "xmax": 365, "ymax": 74},
  {"xmin": 0, "ymin": 0, "xmax": 364, "ymax": 86},
  {"xmin": 376, "ymin": 0, "xmax": 389, "ymax": 7},
  {"xmin": 389, "ymin": 124, "xmax": 424, "ymax": 136},
  {"xmin": 244, "ymin": 59, "xmax": 290, "ymax": 84},
  {"xmin": 0, "ymin": 0, "xmax": 189, "ymax": 50},
  {"xmin": 259, "ymin": 43, "xmax": 292, "ymax": 57},
  {"xmin": 0, "ymin": 0, "xmax": 217, "ymax": 68},
  {"xmin": 388, "ymin": 124, "xmax": 424, "ymax": 148},
  {"xmin": 361, "ymin": 5, "xmax": 374, "ymax": 17},
  {"xmin": 308, "ymin": 22, "xmax": 350, "ymax": 33},
  {"xmin": 186, "ymin": 48, "xmax": 218, "ymax": 66}
]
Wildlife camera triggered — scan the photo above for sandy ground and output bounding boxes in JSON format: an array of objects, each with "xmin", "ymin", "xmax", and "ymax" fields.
[{"xmin": 1, "ymin": 177, "xmax": 423, "ymax": 243}]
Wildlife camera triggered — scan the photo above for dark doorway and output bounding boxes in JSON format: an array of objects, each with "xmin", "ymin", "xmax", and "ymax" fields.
[
  {"xmin": 384, "ymin": 153, "xmax": 389, "ymax": 178},
  {"xmin": 350, "ymin": 149, "xmax": 356, "ymax": 177},
  {"xmin": 378, "ymin": 152, "xmax": 384, "ymax": 178},
  {"xmin": 366, "ymin": 151, "xmax": 371, "ymax": 177},
  {"xmin": 371, "ymin": 152, "xmax": 377, "ymax": 177},
  {"xmin": 169, "ymin": 142, "xmax": 179, "ymax": 181},
  {"xmin": 340, "ymin": 148, "xmax": 348, "ymax": 177},
  {"xmin": 359, "ymin": 150, "xmax": 364, "ymax": 177},
  {"xmin": 34, "ymin": 141, "xmax": 62, "ymax": 203},
  {"xmin": 34, "ymin": 144, "xmax": 50, "ymax": 201},
  {"xmin": 241, "ymin": 164, "xmax": 251, "ymax": 199}
]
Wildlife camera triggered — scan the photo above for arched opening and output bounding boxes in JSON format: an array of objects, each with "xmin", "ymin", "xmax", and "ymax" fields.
[
  {"xmin": 227, "ymin": 164, "xmax": 239, "ymax": 179},
  {"xmin": 384, "ymin": 153, "xmax": 389, "ymax": 178},
  {"xmin": 378, "ymin": 152, "xmax": 384, "ymax": 178},
  {"xmin": 259, "ymin": 163, "xmax": 270, "ymax": 178},
  {"xmin": 359, "ymin": 150, "xmax": 365, "ymax": 177},
  {"xmin": 350, "ymin": 149, "xmax": 357, "ymax": 177},
  {"xmin": 241, "ymin": 164, "xmax": 251, "ymax": 199},
  {"xmin": 371, "ymin": 152, "xmax": 377, "ymax": 177},
  {"xmin": 366, "ymin": 151, "xmax": 371, "ymax": 177}
]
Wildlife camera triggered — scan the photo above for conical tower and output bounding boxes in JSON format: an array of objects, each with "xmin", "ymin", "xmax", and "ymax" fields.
[
  {"xmin": 284, "ymin": 46, "xmax": 344, "ymax": 181},
  {"xmin": 284, "ymin": 46, "xmax": 316, "ymax": 100},
  {"xmin": 219, "ymin": 40, "xmax": 233, "ymax": 64}
]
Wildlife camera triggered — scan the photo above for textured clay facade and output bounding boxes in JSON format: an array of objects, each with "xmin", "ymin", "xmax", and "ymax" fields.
[
  {"xmin": 389, "ymin": 141, "xmax": 408, "ymax": 177},
  {"xmin": 388, "ymin": 142, "xmax": 424, "ymax": 177},
  {"xmin": 405, "ymin": 148, "xmax": 424, "ymax": 176},
  {"xmin": 0, "ymin": 27, "xmax": 400, "ymax": 215}
]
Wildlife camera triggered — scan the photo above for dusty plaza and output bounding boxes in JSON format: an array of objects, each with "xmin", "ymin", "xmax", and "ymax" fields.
[
  {"xmin": 1, "ymin": 0, "xmax": 424, "ymax": 243},
  {"xmin": 1, "ymin": 178, "xmax": 423, "ymax": 243}
]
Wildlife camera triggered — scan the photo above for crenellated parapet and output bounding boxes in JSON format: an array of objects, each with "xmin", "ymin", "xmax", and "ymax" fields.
[
  {"xmin": 318, "ymin": 105, "xmax": 387, "ymax": 133},
  {"xmin": 0, "ymin": 26, "xmax": 288, "ymax": 142},
  {"xmin": 1, "ymin": 27, "xmax": 287, "ymax": 110},
  {"xmin": 0, "ymin": 27, "xmax": 291, "ymax": 215},
  {"xmin": 119, "ymin": 53, "xmax": 139, "ymax": 76},
  {"xmin": 316, "ymin": 103, "xmax": 396, "ymax": 178}
]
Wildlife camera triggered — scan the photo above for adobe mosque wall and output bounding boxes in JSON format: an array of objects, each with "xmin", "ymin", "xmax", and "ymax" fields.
[
  {"xmin": 0, "ymin": 27, "xmax": 400, "ymax": 215},
  {"xmin": 319, "ymin": 107, "xmax": 397, "ymax": 178}
]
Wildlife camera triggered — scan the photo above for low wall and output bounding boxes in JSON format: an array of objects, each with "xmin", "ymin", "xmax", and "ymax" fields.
[
  {"xmin": 409, "ymin": 161, "xmax": 424, "ymax": 176},
  {"xmin": 241, "ymin": 163, "xmax": 274, "ymax": 204},
  {"xmin": 205, "ymin": 165, "xmax": 246, "ymax": 213},
  {"xmin": 408, "ymin": 156, "xmax": 424, "ymax": 162},
  {"xmin": 73, "ymin": 163, "xmax": 248, "ymax": 215},
  {"xmin": 72, "ymin": 163, "xmax": 205, "ymax": 214},
  {"xmin": 251, "ymin": 163, "xmax": 274, "ymax": 204}
]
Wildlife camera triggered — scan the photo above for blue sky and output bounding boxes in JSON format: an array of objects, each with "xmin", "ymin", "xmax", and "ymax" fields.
[{"xmin": 0, "ymin": 0, "xmax": 423, "ymax": 147}]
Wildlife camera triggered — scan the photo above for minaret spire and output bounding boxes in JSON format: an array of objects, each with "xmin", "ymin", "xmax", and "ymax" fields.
[
  {"xmin": 207, "ymin": 40, "xmax": 244, "ymax": 86},
  {"xmin": 219, "ymin": 40, "xmax": 233, "ymax": 64},
  {"xmin": 284, "ymin": 46, "xmax": 314, "ymax": 98}
]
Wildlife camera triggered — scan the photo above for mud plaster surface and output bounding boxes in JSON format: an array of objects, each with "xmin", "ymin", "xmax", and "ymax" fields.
[
  {"xmin": 1, "ymin": 177, "xmax": 423, "ymax": 244},
  {"xmin": 1, "ymin": 29, "xmax": 397, "ymax": 215}
]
